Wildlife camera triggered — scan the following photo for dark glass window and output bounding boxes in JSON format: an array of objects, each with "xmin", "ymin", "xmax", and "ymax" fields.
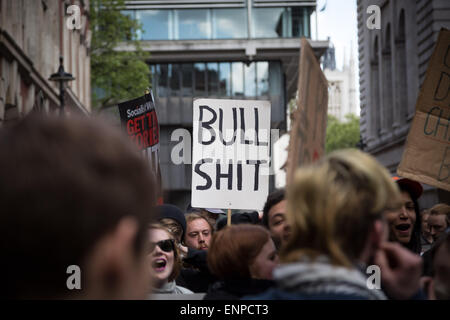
[
  {"xmin": 157, "ymin": 64, "xmax": 169, "ymax": 97},
  {"xmin": 232, "ymin": 62, "xmax": 244, "ymax": 97},
  {"xmin": 169, "ymin": 64, "xmax": 180, "ymax": 95},
  {"xmin": 181, "ymin": 63, "xmax": 193, "ymax": 97},
  {"xmin": 252, "ymin": 8, "xmax": 284, "ymax": 38},
  {"xmin": 212, "ymin": 9, "xmax": 247, "ymax": 39},
  {"xmin": 219, "ymin": 62, "xmax": 231, "ymax": 96},
  {"xmin": 194, "ymin": 63, "xmax": 206, "ymax": 96},
  {"xmin": 207, "ymin": 63, "xmax": 219, "ymax": 96},
  {"xmin": 137, "ymin": 10, "xmax": 170, "ymax": 40},
  {"xmin": 178, "ymin": 9, "xmax": 209, "ymax": 40}
]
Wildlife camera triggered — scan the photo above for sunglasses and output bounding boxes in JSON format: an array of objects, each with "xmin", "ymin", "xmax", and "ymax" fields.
[{"xmin": 148, "ymin": 239, "xmax": 175, "ymax": 253}]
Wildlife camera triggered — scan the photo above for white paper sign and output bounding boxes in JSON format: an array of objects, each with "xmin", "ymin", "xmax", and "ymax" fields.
[{"xmin": 191, "ymin": 98, "xmax": 271, "ymax": 210}]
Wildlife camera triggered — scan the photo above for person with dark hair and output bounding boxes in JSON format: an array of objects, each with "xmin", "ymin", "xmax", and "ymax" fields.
[
  {"xmin": 0, "ymin": 115, "xmax": 157, "ymax": 299},
  {"xmin": 262, "ymin": 189, "xmax": 290, "ymax": 249},
  {"xmin": 204, "ymin": 225, "xmax": 278, "ymax": 300},
  {"xmin": 216, "ymin": 211, "xmax": 260, "ymax": 231},
  {"xmin": 385, "ymin": 177, "xmax": 423, "ymax": 254},
  {"xmin": 148, "ymin": 224, "xmax": 193, "ymax": 295}
]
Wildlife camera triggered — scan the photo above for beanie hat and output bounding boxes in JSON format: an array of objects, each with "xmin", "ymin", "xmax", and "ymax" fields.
[{"xmin": 157, "ymin": 204, "xmax": 187, "ymax": 240}]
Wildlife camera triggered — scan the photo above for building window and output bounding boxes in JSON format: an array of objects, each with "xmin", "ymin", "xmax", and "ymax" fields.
[
  {"xmin": 136, "ymin": 10, "xmax": 170, "ymax": 40},
  {"xmin": 194, "ymin": 63, "xmax": 206, "ymax": 96},
  {"xmin": 396, "ymin": 10, "xmax": 408, "ymax": 119},
  {"xmin": 181, "ymin": 63, "xmax": 193, "ymax": 97},
  {"xmin": 232, "ymin": 62, "xmax": 244, "ymax": 97},
  {"xmin": 177, "ymin": 9, "xmax": 210, "ymax": 40},
  {"xmin": 371, "ymin": 36, "xmax": 381, "ymax": 137},
  {"xmin": 151, "ymin": 61, "xmax": 276, "ymax": 99},
  {"xmin": 382, "ymin": 24, "xmax": 393, "ymax": 132},
  {"xmin": 219, "ymin": 62, "xmax": 232, "ymax": 96},
  {"xmin": 207, "ymin": 63, "xmax": 219, "ymax": 96},
  {"xmin": 256, "ymin": 62, "xmax": 269, "ymax": 96},
  {"xmin": 244, "ymin": 63, "xmax": 256, "ymax": 97},
  {"xmin": 212, "ymin": 8, "xmax": 248, "ymax": 39},
  {"xmin": 252, "ymin": 7, "xmax": 310, "ymax": 38}
]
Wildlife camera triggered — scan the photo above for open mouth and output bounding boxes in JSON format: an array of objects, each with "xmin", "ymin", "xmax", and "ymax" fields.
[
  {"xmin": 395, "ymin": 224, "xmax": 411, "ymax": 234},
  {"xmin": 152, "ymin": 259, "xmax": 167, "ymax": 272}
]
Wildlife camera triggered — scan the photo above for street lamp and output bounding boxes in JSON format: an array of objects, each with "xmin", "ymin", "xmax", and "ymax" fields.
[{"xmin": 49, "ymin": 56, "xmax": 75, "ymax": 115}]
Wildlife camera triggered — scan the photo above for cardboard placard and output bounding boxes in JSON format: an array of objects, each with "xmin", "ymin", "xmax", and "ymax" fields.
[
  {"xmin": 286, "ymin": 38, "xmax": 329, "ymax": 186},
  {"xmin": 191, "ymin": 98, "xmax": 271, "ymax": 210},
  {"xmin": 118, "ymin": 92, "xmax": 162, "ymax": 197},
  {"xmin": 398, "ymin": 29, "xmax": 450, "ymax": 191}
]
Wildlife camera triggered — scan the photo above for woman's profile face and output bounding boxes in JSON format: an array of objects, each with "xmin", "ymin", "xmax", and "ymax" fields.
[
  {"xmin": 148, "ymin": 228, "xmax": 175, "ymax": 287},
  {"xmin": 385, "ymin": 191, "xmax": 417, "ymax": 245},
  {"xmin": 249, "ymin": 238, "xmax": 279, "ymax": 280}
]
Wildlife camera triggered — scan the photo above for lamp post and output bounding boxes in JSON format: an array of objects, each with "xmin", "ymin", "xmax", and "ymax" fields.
[{"xmin": 49, "ymin": 56, "xmax": 75, "ymax": 116}]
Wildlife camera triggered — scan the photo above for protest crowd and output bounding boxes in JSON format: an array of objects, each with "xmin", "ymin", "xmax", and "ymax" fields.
[{"xmin": 0, "ymin": 114, "xmax": 449, "ymax": 301}]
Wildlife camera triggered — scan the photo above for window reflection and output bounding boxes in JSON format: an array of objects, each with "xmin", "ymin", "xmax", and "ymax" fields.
[
  {"xmin": 136, "ymin": 10, "xmax": 170, "ymax": 40},
  {"xmin": 181, "ymin": 64, "xmax": 193, "ymax": 97},
  {"xmin": 157, "ymin": 64, "xmax": 169, "ymax": 97},
  {"xmin": 194, "ymin": 63, "xmax": 206, "ymax": 96},
  {"xmin": 207, "ymin": 63, "xmax": 219, "ymax": 96},
  {"xmin": 178, "ymin": 9, "xmax": 210, "ymax": 40},
  {"xmin": 212, "ymin": 9, "xmax": 247, "ymax": 39},
  {"xmin": 219, "ymin": 62, "xmax": 231, "ymax": 96},
  {"xmin": 232, "ymin": 62, "xmax": 244, "ymax": 97},
  {"xmin": 152, "ymin": 61, "xmax": 274, "ymax": 99},
  {"xmin": 252, "ymin": 8, "xmax": 284, "ymax": 38},
  {"xmin": 257, "ymin": 62, "xmax": 269, "ymax": 96},
  {"xmin": 244, "ymin": 63, "xmax": 256, "ymax": 97},
  {"xmin": 169, "ymin": 64, "xmax": 180, "ymax": 96}
]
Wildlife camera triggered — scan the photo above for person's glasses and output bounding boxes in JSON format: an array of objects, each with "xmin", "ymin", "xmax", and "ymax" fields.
[{"xmin": 148, "ymin": 239, "xmax": 175, "ymax": 253}]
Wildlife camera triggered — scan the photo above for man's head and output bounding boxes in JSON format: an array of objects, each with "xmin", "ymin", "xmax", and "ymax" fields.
[
  {"xmin": 428, "ymin": 204, "xmax": 450, "ymax": 241},
  {"xmin": 281, "ymin": 149, "xmax": 401, "ymax": 267},
  {"xmin": 0, "ymin": 115, "xmax": 156, "ymax": 299},
  {"xmin": 262, "ymin": 189, "xmax": 289, "ymax": 249},
  {"xmin": 184, "ymin": 213, "xmax": 213, "ymax": 251}
]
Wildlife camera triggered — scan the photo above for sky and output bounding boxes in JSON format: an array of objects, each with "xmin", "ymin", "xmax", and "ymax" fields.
[{"xmin": 312, "ymin": 0, "xmax": 360, "ymax": 111}]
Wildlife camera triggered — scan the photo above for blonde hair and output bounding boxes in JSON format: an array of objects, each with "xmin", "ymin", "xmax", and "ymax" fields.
[{"xmin": 281, "ymin": 149, "xmax": 401, "ymax": 267}]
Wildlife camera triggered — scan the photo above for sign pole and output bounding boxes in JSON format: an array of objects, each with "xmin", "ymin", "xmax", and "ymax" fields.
[{"xmin": 227, "ymin": 209, "xmax": 231, "ymax": 227}]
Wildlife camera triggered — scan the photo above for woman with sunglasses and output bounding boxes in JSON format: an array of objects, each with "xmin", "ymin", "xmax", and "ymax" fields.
[{"xmin": 148, "ymin": 224, "xmax": 193, "ymax": 295}]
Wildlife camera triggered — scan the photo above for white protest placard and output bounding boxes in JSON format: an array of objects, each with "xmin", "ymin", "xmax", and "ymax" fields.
[{"xmin": 191, "ymin": 98, "xmax": 271, "ymax": 210}]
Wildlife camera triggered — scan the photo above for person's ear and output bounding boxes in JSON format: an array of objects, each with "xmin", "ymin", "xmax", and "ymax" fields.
[{"xmin": 84, "ymin": 217, "xmax": 142, "ymax": 299}]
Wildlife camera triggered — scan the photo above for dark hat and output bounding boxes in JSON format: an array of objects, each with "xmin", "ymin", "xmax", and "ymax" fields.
[
  {"xmin": 393, "ymin": 176, "xmax": 423, "ymax": 200},
  {"xmin": 156, "ymin": 204, "xmax": 186, "ymax": 239},
  {"xmin": 216, "ymin": 211, "xmax": 260, "ymax": 231}
]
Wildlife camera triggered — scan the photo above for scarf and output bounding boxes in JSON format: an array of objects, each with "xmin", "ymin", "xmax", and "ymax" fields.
[{"xmin": 274, "ymin": 256, "xmax": 387, "ymax": 300}]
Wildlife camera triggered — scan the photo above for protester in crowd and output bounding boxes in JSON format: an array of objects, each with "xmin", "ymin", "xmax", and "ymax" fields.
[
  {"xmin": 186, "ymin": 204, "xmax": 225, "ymax": 230},
  {"xmin": 246, "ymin": 149, "xmax": 423, "ymax": 300},
  {"xmin": 262, "ymin": 189, "xmax": 290, "ymax": 249},
  {"xmin": 420, "ymin": 231, "xmax": 450, "ymax": 299},
  {"xmin": 148, "ymin": 224, "xmax": 193, "ymax": 295},
  {"xmin": 216, "ymin": 211, "xmax": 260, "ymax": 231},
  {"xmin": 204, "ymin": 225, "xmax": 278, "ymax": 300},
  {"xmin": 427, "ymin": 203, "xmax": 450, "ymax": 241},
  {"xmin": 420, "ymin": 209, "xmax": 434, "ymax": 254},
  {"xmin": 0, "ymin": 115, "xmax": 156, "ymax": 299},
  {"xmin": 184, "ymin": 213, "xmax": 214, "ymax": 251},
  {"xmin": 385, "ymin": 177, "xmax": 423, "ymax": 254}
]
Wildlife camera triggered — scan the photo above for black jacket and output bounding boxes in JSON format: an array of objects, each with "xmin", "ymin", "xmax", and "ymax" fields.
[{"xmin": 203, "ymin": 278, "xmax": 275, "ymax": 300}]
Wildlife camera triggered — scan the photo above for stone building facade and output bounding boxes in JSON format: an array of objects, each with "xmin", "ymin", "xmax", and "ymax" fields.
[
  {"xmin": 0, "ymin": 0, "xmax": 91, "ymax": 125},
  {"xmin": 357, "ymin": 0, "xmax": 450, "ymax": 207}
]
